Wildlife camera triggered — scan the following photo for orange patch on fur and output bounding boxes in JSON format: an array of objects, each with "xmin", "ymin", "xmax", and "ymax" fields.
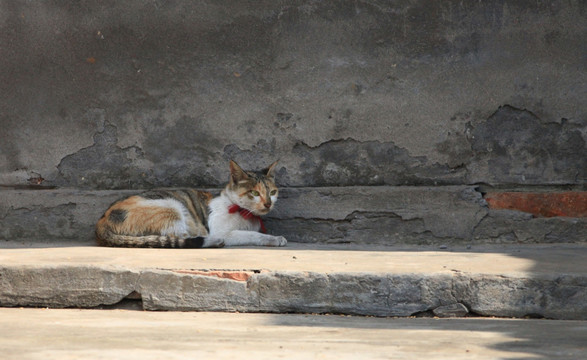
[
  {"xmin": 201, "ymin": 191, "xmax": 213, "ymax": 204},
  {"xmin": 105, "ymin": 196, "xmax": 182, "ymax": 235},
  {"xmin": 255, "ymin": 183, "xmax": 268, "ymax": 202}
]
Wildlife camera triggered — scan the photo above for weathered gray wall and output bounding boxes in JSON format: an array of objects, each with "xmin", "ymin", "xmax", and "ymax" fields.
[{"xmin": 1, "ymin": 0, "xmax": 585, "ymax": 189}]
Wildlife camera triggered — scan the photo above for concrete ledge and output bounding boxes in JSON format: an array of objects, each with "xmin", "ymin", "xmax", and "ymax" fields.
[
  {"xmin": 1, "ymin": 186, "xmax": 585, "ymax": 246},
  {"xmin": 1, "ymin": 244, "xmax": 586, "ymax": 320}
]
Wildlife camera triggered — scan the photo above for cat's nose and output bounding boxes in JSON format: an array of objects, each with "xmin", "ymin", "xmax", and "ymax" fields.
[{"xmin": 264, "ymin": 203, "xmax": 271, "ymax": 209}]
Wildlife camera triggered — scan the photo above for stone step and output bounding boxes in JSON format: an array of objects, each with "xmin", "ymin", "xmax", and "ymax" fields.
[
  {"xmin": 1, "ymin": 186, "xmax": 585, "ymax": 246},
  {"xmin": 2, "ymin": 308, "xmax": 586, "ymax": 360},
  {"xmin": 1, "ymin": 243, "xmax": 586, "ymax": 320}
]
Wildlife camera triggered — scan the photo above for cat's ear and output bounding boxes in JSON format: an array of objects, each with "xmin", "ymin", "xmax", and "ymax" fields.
[
  {"xmin": 265, "ymin": 160, "xmax": 279, "ymax": 178},
  {"xmin": 229, "ymin": 160, "xmax": 248, "ymax": 184}
]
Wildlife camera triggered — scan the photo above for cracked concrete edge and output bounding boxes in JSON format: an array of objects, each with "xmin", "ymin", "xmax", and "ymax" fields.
[
  {"xmin": 0, "ymin": 265, "xmax": 140, "ymax": 308},
  {"xmin": 1, "ymin": 186, "xmax": 585, "ymax": 245},
  {"xmin": 1, "ymin": 266, "xmax": 585, "ymax": 320}
]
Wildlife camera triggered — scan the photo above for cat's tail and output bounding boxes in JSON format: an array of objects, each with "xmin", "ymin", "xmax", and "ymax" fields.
[{"xmin": 96, "ymin": 230, "xmax": 207, "ymax": 248}]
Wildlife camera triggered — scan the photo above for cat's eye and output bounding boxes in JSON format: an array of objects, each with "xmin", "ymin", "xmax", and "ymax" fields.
[
  {"xmin": 250, "ymin": 190, "xmax": 260, "ymax": 196},
  {"xmin": 270, "ymin": 190, "xmax": 277, "ymax": 196}
]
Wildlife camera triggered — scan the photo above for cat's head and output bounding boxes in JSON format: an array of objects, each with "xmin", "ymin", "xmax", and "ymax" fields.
[{"xmin": 225, "ymin": 160, "xmax": 279, "ymax": 216}]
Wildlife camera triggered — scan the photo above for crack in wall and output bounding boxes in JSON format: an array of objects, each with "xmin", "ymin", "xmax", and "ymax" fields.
[
  {"xmin": 54, "ymin": 124, "xmax": 157, "ymax": 190},
  {"xmin": 13, "ymin": 103, "xmax": 582, "ymax": 189},
  {"xmin": 292, "ymin": 138, "xmax": 466, "ymax": 187}
]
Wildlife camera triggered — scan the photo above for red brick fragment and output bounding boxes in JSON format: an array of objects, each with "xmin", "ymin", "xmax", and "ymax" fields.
[
  {"xmin": 173, "ymin": 270, "xmax": 253, "ymax": 281},
  {"xmin": 485, "ymin": 192, "xmax": 587, "ymax": 217}
]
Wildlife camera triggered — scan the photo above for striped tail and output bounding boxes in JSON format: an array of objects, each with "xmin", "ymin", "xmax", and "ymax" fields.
[{"xmin": 96, "ymin": 231, "xmax": 205, "ymax": 248}]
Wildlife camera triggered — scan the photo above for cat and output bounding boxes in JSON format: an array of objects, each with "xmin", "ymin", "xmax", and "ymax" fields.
[{"xmin": 95, "ymin": 160, "xmax": 287, "ymax": 248}]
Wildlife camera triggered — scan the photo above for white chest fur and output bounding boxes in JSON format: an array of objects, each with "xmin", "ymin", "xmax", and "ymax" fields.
[{"xmin": 207, "ymin": 194, "xmax": 261, "ymax": 235}]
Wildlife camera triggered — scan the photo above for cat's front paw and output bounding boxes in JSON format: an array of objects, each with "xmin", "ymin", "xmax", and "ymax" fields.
[
  {"xmin": 264, "ymin": 236, "xmax": 287, "ymax": 247},
  {"xmin": 204, "ymin": 237, "xmax": 225, "ymax": 248}
]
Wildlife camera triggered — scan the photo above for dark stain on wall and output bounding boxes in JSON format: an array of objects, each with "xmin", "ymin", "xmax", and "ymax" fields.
[
  {"xmin": 1, "ymin": 1, "xmax": 585, "ymax": 189},
  {"xmin": 468, "ymin": 106, "xmax": 586, "ymax": 185}
]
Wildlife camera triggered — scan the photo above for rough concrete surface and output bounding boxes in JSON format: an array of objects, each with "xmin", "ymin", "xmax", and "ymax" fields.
[
  {"xmin": 1, "ymin": 1, "xmax": 585, "ymax": 189},
  {"xmin": 1, "ymin": 244, "xmax": 586, "ymax": 320},
  {"xmin": 1, "ymin": 2, "xmax": 585, "ymax": 345},
  {"xmin": 1, "ymin": 308, "xmax": 586, "ymax": 360},
  {"xmin": 2, "ymin": 187, "xmax": 585, "ymax": 246}
]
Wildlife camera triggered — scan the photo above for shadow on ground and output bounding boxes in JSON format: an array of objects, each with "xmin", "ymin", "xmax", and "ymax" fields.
[{"xmin": 267, "ymin": 315, "xmax": 587, "ymax": 360}]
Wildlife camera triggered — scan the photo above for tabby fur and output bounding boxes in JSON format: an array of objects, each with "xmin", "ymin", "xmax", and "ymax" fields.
[{"xmin": 95, "ymin": 160, "xmax": 287, "ymax": 248}]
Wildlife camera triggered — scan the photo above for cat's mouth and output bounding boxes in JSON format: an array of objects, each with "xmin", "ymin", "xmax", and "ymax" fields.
[{"xmin": 256, "ymin": 208, "xmax": 271, "ymax": 216}]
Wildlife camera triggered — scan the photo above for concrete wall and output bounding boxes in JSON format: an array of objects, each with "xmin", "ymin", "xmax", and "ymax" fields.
[{"xmin": 1, "ymin": 0, "xmax": 585, "ymax": 189}]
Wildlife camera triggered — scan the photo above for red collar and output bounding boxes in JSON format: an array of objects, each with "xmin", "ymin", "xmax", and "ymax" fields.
[{"xmin": 228, "ymin": 204, "xmax": 267, "ymax": 233}]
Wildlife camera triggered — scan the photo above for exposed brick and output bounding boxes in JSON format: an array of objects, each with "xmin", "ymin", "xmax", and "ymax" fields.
[
  {"xmin": 173, "ymin": 270, "xmax": 255, "ymax": 282},
  {"xmin": 485, "ymin": 192, "xmax": 587, "ymax": 217}
]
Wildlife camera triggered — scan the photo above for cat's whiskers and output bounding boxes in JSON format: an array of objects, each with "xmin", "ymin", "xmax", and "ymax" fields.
[{"xmin": 95, "ymin": 160, "xmax": 286, "ymax": 248}]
